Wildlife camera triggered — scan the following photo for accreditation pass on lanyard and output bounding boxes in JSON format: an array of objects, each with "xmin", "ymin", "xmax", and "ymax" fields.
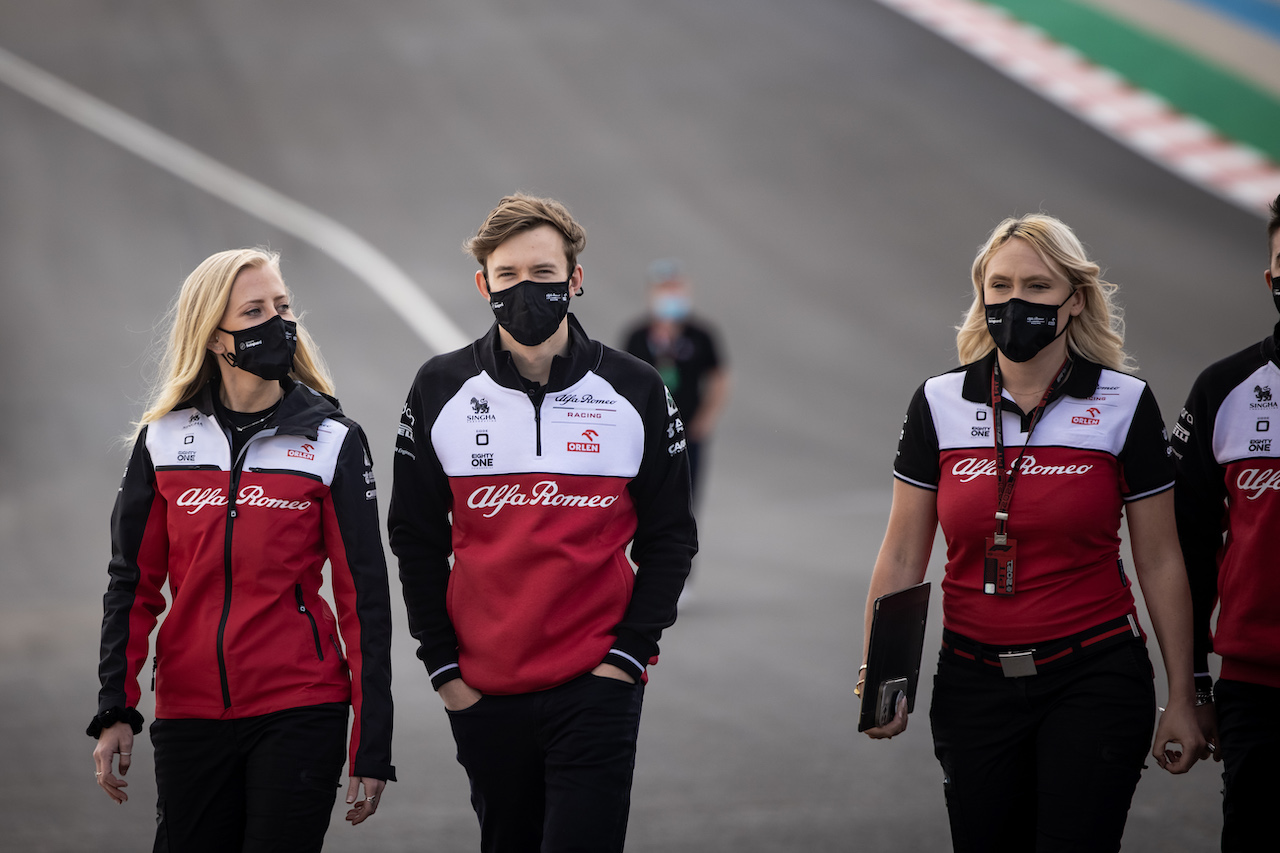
[{"xmin": 985, "ymin": 358, "xmax": 1071, "ymax": 595}]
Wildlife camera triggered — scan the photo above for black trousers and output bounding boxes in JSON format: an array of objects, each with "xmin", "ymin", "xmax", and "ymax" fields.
[
  {"xmin": 150, "ymin": 703, "xmax": 348, "ymax": 853},
  {"xmin": 1215, "ymin": 678, "xmax": 1280, "ymax": 853},
  {"xmin": 447, "ymin": 672, "xmax": 645, "ymax": 853},
  {"xmin": 929, "ymin": 640, "xmax": 1156, "ymax": 853}
]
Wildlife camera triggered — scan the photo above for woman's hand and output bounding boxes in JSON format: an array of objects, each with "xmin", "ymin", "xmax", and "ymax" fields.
[
  {"xmin": 1195, "ymin": 701, "xmax": 1221, "ymax": 762},
  {"xmin": 344, "ymin": 776, "xmax": 385, "ymax": 825},
  {"xmin": 863, "ymin": 692, "xmax": 909, "ymax": 740},
  {"xmin": 1152, "ymin": 700, "xmax": 1205, "ymax": 774},
  {"xmin": 92, "ymin": 721, "xmax": 134, "ymax": 804}
]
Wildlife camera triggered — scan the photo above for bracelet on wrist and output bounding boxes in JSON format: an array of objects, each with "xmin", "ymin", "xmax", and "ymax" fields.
[{"xmin": 1195, "ymin": 690, "xmax": 1214, "ymax": 707}]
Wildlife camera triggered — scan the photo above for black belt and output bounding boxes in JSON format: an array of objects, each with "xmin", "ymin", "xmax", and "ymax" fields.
[{"xmin": 941, "ymin": 614, "xmax": 1142, "ymax": 678}]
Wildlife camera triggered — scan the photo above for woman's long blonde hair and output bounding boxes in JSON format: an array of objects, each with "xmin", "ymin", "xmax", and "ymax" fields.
[
  {"xmin": 955, "ymin": 214, "xmax": 1133, "ymax": 372},
  {"xmin": 130, "ymin": 248, "xmax": 334, "ymax": 442}
]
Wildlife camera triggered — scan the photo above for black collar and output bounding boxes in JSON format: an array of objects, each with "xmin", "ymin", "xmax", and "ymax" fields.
[
  {"xmin": 1267, "ymin": 319, "xmax": 1280, "ymax": 369},
  {"xmin": 473, "ymin": 313, "xmax": 603, "ymax": 393},
  {"xmin": 960, "ymin": 350, "xmax": 1103, "ymax": 408},
  {"xmin": 181, "ymin": 377, "xmax": 341, "ymax": 441}
]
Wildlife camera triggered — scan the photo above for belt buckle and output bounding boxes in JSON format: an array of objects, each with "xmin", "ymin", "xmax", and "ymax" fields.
[{"xmin": 999, "ymin": 650, "xmax": 1037, "ymax": 678}]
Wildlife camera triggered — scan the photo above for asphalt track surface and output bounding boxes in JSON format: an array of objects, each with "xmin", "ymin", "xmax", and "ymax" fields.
[{"xmin": 0, "ymin": 1, "xmax": 1266, "ymax": 850}]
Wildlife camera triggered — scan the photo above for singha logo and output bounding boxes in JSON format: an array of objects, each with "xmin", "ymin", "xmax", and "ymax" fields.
[
  {"xmin": 1256, "ymin": 385, "xmax": 1273, "ymax": 402},
  {"xmin": 470, "ymin": 397, "xmax": 490, "ymax": 414}
]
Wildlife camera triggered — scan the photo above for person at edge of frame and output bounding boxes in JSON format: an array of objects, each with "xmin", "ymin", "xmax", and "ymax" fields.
[
  {"xmin": 859, "ymin": 213, "xmax": 1205, "ymax": 853},
  {"xmin": 1172, "ymin": 192, "xmax": 1280, "ymax": 853},
  {"xmin": 388, "ymin": 193, "xmax": 698, "ymax": 853},
  {"xmin": 89, "ymin": 248, "xmax": 395, "ymax": 852}
]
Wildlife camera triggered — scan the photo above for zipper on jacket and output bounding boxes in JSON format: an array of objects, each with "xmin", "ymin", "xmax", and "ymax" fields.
[
  {"xmin": 214, "ymin": 432, "xmax": 270, "ymax": 710},
  {"xmin": 295, "ymin": 584, "xmax": 325, "ymax": 661},
  {"xmin": 330, "ymin": 634, "xmax": 345, "ymax": 662},
  {"xmin": 151, "ymin": 655, "xmax": 157, "ymax": 692},
  {"xmin": 527, "ymin": 385, "xmax": 546, "ymax": 456}
]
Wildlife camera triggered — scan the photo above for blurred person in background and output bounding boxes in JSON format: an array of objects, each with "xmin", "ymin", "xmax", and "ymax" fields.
[
  {"xmin": 860, "ymin": 214, "xmax": 1203, "ymax": 852},
  {"xmin": 89, "ymin": 248, "xmax": 395, "ymax": 852},
  {"xmin": 389, "ymin": 194, "xmax": 697, "ymax": 853},
  {"xmin": 621, "ymin": 259, "xmax": 729, "ymax": 505},
  {"xmin": 1172, "ymin": 192, "xmax": 1280, "ymax": 853}
]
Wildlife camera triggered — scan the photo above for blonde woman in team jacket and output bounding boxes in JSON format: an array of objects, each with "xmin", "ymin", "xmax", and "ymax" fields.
[{"xmin": 89, "ymin": 249, "xmax": 394, "ymax": 852}]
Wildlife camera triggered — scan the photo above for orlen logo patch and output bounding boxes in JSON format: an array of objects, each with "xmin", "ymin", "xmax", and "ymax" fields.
[
  {"xmin": 288, "ymin": 442, "xmax": 316, "ymax": 460},
  {"xmin": 568, "ymin": 429, "xmax": 600, "ymax": 453},
  {"xmin": 1071, "ymin": 407, "xmax": 1102, "ymax": 426}
]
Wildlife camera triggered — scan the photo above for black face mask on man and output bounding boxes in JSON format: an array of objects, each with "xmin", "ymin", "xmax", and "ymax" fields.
[
  {"xmin": 217, "ymin": 314, "xmax": 298, "ymax": 380},
  {"xmin": 489, "ymin": 278, "xmax": 572, "ymax": 346},
  {"xmin": 984, "ymin": 293, "xmax": 1074, "ymax": 363}
]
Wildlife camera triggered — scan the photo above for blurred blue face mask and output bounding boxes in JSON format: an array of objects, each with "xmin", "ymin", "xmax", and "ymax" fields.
[{"xmin": 652, "ymin": 293, "xmax": 691, "ymax": 322}]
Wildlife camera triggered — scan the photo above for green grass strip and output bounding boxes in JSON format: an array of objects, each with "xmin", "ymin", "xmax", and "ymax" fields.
[{"xmin": 982, "ymin": 0, "xmax": 1280, "ymax": 162}]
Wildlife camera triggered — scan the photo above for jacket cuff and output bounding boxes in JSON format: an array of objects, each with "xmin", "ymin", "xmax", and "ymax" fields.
[
  {"xmin": 603, "ymin": 649, "xmax": 646, "ymax": 682},
  {"xmin": 86, "ymin": 706, "xmax": 144, "ymax": 738},
  {"xmin": 428, "ymin": 661, "xmax": 462, "ymax": 691},
  {"xmin": 352, "ymin": 762, "xmax": 398, "ymax": 783}
]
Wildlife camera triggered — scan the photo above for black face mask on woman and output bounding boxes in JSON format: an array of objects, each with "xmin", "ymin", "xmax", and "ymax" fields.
[
  {"xmin": 984, "ymin": 293, "xmax": 1074, "ymax": 363},
  {"xmin": 217, "ymin": 314, "xmax": 298, "ymax": 380},
  {"xmin": 489, "ymin": 279, "xmax": 571, "ymax": 346}
]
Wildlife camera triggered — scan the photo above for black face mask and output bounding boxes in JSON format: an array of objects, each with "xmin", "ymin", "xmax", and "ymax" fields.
[
  {"xmin": 489, "ymin": 279, "xmax": 571, "ymax": 346},
  {"xmin": 217, "ymin": 314, "xmax": 297, "ymax": 380},
  {"xmin": 1271, "ymin": 278, "xmax": 1280, "ymax": 314},
  {"xmin": 984, "ymin": 294, "xmax": 1074, "ymax": 363}
]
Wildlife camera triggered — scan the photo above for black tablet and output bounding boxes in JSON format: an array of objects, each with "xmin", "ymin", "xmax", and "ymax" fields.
[{"xmin": 857, "ymin": 581, "xmax": 931, "ymax": 732}]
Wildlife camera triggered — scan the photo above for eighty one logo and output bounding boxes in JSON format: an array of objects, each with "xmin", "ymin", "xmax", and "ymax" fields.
[
  {"xmin": 467, "ymin": 480, "xmax": 618, "ymax": 518},
  {"xmin": 176, "ymin": 485, "xmax": 313, "ymax": 515},
  {"xmin": 1237, "ymin": 468, "xmax": 1280, "ymax": 500},
  {"xmin": 951, "ymin": 455, "xmax": 1094, "ymax": 483}
]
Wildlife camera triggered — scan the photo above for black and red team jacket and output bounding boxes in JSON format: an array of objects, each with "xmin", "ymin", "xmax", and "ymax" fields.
[
  {"xmin": 388, "ymin": 316, "xmax": 698, "ymax": 695},
  {"xmin": 1173, "ymin": 321, "xmax": 1280, "ymax": 689},
  {"xmin": 96, "ymin": 379, "xmax": 395, "ymax": 781}
]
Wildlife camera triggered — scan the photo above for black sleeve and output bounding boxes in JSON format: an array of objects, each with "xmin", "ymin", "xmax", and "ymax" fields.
[
  {"xmin": 92, "ymin": 429, "xmax": 169, "ymax": 733},
  {"xmin": 1171, "ymin": 370, "xmax": 1229, "ymax": 675},
  {"xmin": 387, "ymin": 362, "xmax": 464, "ymax": 691},
  {"xmin": 325, "ymin": 423, "xmax": 396, "ymax": 781},
  {"xmin": 1118, "ymin": 384, "xmax": 1177, "ymax": 500},
  {"xmin": 610, "ymin": 375, "xmax": 699, "ymax": 680},
  {"xmin": 892, "ymin": 382, "xmax": 941, "ymax": 490}
]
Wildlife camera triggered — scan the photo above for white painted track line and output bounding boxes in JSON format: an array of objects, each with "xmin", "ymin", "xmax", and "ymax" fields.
[{"xmin": 0, "ymin": 45, "xmax": 470, "ymax": 355}]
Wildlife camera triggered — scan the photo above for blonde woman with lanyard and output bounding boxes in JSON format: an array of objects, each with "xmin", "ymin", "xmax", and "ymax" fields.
[
  {"xmin": 859, "ymin": 215, "xmax": 1205, "ymax": 852},
  {"xmin": 89, "ymin": 248, "xmax": 394, "ymax": 852}
]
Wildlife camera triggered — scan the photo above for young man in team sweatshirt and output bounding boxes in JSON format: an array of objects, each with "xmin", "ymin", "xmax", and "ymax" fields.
[
  {"xmin": 1172, "ymin": 193, "xmax": 1280, "ymax": 853},
  {"xmin": 388, "ymin": 193, "xmax": 697, "ymax": 852}
]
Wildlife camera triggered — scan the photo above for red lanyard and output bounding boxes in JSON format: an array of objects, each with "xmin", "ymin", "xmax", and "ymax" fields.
[{"xmin": 990, "ymin": 358, "xmax": 1070, "ymax": 544}]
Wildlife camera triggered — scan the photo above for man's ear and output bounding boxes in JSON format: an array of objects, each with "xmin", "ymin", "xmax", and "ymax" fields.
[{"xmin": 475, "ymin": 269, "xmax": 491, "ymax": 301}]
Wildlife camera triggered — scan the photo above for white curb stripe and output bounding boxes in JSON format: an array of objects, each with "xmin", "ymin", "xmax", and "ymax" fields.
[
  {"xmin": 877, "ymin": 0, "xmax": 1280, "ymax": 215},
  {"xmin": 0, "ymin": 45, "xmax": 470, "ymax": 354}
]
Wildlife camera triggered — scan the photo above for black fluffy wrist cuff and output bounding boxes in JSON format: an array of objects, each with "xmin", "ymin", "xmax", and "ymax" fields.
[{"xmin": 86, "ymin": 706, "xmax": 144, "ymax": 738}]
